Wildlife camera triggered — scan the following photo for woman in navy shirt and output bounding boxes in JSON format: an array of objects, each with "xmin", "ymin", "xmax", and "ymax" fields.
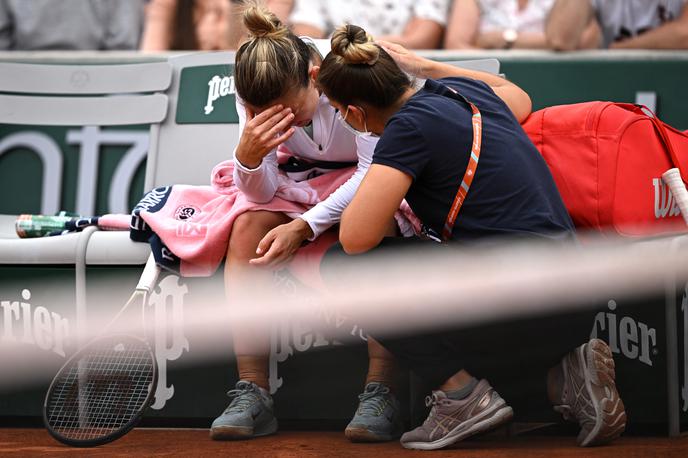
[
  {"xmin": 317, "ymin": 25, "xmax": 625, "ymax": 451},
  {"xmin": 320, "ymin": 34, "xmax": 573, "ymax": 251}
]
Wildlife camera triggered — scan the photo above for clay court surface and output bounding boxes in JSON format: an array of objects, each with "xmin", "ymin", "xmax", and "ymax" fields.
[{"xmin": 1, "ymin": 428, "xmax": 687, "ymax": 457}]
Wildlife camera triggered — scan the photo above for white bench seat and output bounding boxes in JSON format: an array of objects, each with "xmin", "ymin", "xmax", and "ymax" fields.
[{"xmin": 0, "ymin": 214, "xmax": 148, "ymax": 265}]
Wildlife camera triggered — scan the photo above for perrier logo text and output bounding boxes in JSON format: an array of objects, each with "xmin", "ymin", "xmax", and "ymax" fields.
[{"xmin": 204, "ymin": 75, "xmax": 236, "ymax": 115}]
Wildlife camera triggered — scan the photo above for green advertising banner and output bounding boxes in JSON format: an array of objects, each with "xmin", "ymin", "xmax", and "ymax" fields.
[
  {"xmin": 0, "ymin": 125, "xmax": 148, "ymax": 216},
  {"xmin": 500, "ymin": 58, "xmax": 688, "ymax": 130},
  {"xmin": 176, "ymin": 64, "xmax": 239, "ymax": 124}
]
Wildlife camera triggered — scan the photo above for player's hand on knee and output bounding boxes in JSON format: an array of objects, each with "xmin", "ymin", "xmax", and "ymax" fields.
[{"xmin": 249, "ymin": 219, "xmax": 313, "ymax": 269}]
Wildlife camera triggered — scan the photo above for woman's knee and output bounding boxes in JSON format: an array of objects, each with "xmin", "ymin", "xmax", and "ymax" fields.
[{"xmin": 228, "ymin": 211, "xmax": 289, "ymax": 260}]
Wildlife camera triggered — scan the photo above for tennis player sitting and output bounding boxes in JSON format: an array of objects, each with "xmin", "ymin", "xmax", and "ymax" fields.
[
  {"xmin": 211, "ymin": 2, "xmax": 416, "ymax": 442},
  {"xmin": 317, "ymin": 25, "xmax": 627, "ymax": 450}
]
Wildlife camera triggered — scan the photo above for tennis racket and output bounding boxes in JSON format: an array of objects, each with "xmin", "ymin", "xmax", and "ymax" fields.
[
  {"xmin": 43, "ymin": 254, "xmax": 161, "ymax": 447},
  {"xmin": 662, "ymin": 168, "xmax": 688, "ymax": 226}
]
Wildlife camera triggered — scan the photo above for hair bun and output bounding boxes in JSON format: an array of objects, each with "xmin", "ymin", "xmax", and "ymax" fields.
[
  {"xmin": 243, "ymin": 4, "xmax": 288, "ymax": 40},
  {"xmin": 331, "ymin": 24, "xmax": 379, "ymax": 66}
]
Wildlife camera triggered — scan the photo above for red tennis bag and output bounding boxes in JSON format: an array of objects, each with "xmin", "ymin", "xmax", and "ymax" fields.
[{"xmin": 522, "ymin": 101, "xmax": 688, "ymax": 236}]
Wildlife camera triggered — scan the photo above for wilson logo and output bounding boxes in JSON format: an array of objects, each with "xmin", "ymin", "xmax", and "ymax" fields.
[{"xmin": 653, "ymin": 178, "xmax": 681, "ymax": 219}]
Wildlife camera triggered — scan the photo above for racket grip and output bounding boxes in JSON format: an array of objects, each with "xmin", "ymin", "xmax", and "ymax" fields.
[
  {"xmin": 137, "ymin": 253, "xmax": 161, "ymax": 292},
  {"xmin": 662, "ymin": 168, "xmax": 688, "ymax": 226}
]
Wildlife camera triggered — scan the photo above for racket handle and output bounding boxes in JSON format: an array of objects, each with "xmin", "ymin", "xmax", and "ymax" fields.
[
  {"xmin": 137, "ymin": 253, "xmax": 161, "ymax": 292},
  {"xmin": 662, "ymin": 168, "xmax": 688, "ymax": 226}
]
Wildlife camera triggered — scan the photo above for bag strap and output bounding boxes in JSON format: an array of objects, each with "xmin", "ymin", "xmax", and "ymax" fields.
[
  {"xmin": 628, "ymin": 104, "xmax": 685, "ymax": 185},
  {"xmin": 439, "ymin": 85, "xmax": 483, "ymax": 241}
]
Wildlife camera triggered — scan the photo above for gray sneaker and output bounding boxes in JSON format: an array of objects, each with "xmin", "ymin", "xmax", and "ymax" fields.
[
  {"xmin": 345, "ymin": 382, "xmax": 404, "ymax": 442},
  {"xmin": 209, "ymin": 380, "xmax": 278, "ymax": 440},
  {"xmin": 400, "ymin": 379, "xmax": 513, "ymax": 450},
  {"xmin": 551, "ymin": 338, "xmax": 626, "ymax": 447}
]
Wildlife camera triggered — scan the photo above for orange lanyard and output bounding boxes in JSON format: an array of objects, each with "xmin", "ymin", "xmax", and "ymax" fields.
[{"xmin": 440, "ymin": 86, "xmax": 483, "ymax": 241}]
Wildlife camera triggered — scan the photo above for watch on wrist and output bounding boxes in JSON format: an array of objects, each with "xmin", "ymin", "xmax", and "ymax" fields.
[{"xmin": 502, "ymin": 29, "xmax": 518, "ymax": 49}]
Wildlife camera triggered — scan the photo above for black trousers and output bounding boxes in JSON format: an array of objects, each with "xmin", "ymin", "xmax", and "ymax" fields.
[{"xmin": 320, "ymin": 236, "xmax": 590, "ymax": 407}]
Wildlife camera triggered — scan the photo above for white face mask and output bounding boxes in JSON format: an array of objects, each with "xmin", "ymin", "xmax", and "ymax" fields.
[{"xmin": 336, "ymin": 106, "xmax": 379, "ymax": 138}]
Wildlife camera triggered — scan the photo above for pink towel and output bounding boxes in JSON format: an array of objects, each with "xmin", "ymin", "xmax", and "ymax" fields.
[{"xmin": 137, "ymin": 160, "xmax": 355, "ymax": 277}]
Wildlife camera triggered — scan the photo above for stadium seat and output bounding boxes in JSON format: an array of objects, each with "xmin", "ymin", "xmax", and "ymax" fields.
[
  {"xmin": 145, "ymin": 51, "xmax": 241, "ymax": 190},
  {"xmin": 0, "ymin": 60, "xmax": 172, "ymax": 266},
  {"xmin": 0, "ymin": 60, "xmax": 172, "ymax": 354}
]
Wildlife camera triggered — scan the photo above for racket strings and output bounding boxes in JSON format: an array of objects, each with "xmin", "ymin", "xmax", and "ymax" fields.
[{"xmin": 46, "ymin": 338, "xmax": 154, "ymax": 441}]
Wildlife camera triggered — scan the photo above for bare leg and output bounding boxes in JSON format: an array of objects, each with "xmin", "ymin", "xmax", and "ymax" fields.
[
  {"xmin": 438, "ymin": 369, "xmax": 477, "ymax": 392},
  {"xmin": 345, "ymin": 220, "xmax": 406, "ymax": 442},
  {"xmin": 367, "ymin": 341, "xmax": 477, "ymax": 394},
  {"xmin": 366, "ymin": 337, "xmax": 400, "ymax": 392},
  {"xmin": 346, "ymin": 336, "xmax": 405, "ymax": 442},
  {"xmin": 225, "ymin": 210, "xmax": 291, "ymax": 390},
  {"xmin": 361, "ymin": 219, "xmax": 402, "ymax": 391}
]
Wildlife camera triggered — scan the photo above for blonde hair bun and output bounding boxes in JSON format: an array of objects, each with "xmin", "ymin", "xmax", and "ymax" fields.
[
  {"xmin": 243, "ymin": 3, "xmax": 288, "ymax": 40},
  {"xmin": 331, "ymin": 24, "xmax": 379, "ymax": 66}
]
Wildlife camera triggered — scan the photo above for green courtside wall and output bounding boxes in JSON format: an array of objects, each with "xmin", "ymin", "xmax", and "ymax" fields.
[{"xmin": 499, "ymin": 56, "xmax": 687, "ymax": 128}]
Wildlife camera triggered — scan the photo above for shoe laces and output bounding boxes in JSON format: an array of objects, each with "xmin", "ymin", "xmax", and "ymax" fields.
[
  {"xmin": 357, "ymin": 383, "xmax": 390, "ymax": 416},
  {"xmin": 425, "ymin": 392, "xmax": 441, "ymax": 408},
  {"xmin": 421, "ymin": 392, "xmax": 445, "ymax": 425},
  {"xmin": 224, "ymin": 381, "xmax": 261, "ymax": 414}
]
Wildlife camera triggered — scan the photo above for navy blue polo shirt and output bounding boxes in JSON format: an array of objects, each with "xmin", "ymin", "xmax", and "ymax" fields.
[{"xmin": 372, "ymin": 77, "xmax": 574, "ymax": 241}]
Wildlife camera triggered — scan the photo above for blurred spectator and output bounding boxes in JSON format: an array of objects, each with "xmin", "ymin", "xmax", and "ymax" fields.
[
  {"xmin": 266, "ymin": 0, "xmax": 294, "ymax": 24},
  {"xmin": 141, "ymin": 0, "xmax": 293, "ymax": 51},
  {"xmin": 546, "ymin": 0, "xmax": 688, "ymax": 50},
  {"xmin": 290, "ymin": 0, "xmax": 450, "ymax": 49},
  {"xmin": 444, "ymin": 0, "xmax": 600, "ymax": 49},
  {"xmin": 230, "ymin": 0, "xmax": 293, "ymax": 47},
  {"xmin": 0, "ymin": 0, "xmax": 144, "ymax": 50},
  {"xmin": 141, "ymin": 0, "xmax": 235, "ymax": 51}
]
